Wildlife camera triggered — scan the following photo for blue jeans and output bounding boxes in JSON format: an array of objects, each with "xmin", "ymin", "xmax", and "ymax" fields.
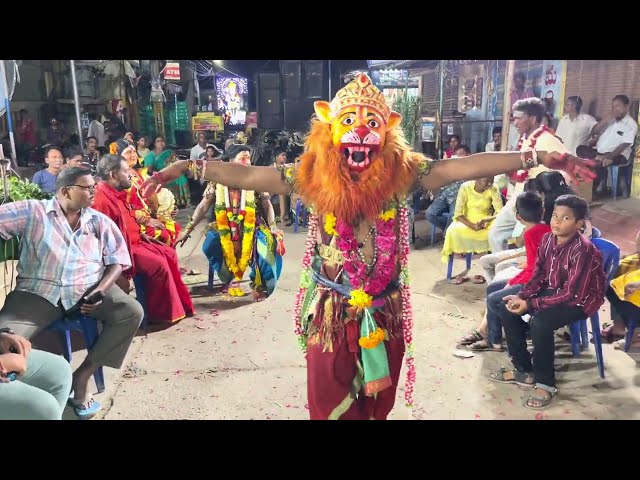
[
  {"xmin": 0, "ymin": 350, "xmax": 72, "ymax": 420},
  {"xmin": 426, "ymin": 196, "xmax": 454, "ymax": 232},
  {"xmin": 486, "ymin": 283, "xmax": 523, "ymax": 345}
]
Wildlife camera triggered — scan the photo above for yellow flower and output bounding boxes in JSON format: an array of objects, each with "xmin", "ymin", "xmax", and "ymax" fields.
[
  {"xmin": 358, "ymin": 328, "xmax": 385, "ymax": 349},
  {"xmin": 228, "ymin": 287, "xmax": 246, "ymax": 297},
  {"xmin": 324, "ymin": 213, "xmax": 338, "ymax": 236},
  {"xmin": 227, "ymin": 212, "xmax": 233, "ymax": 219},
  {"xmin": 348, "ymin": 289, "xmax": 373, "ymax": 309},
  {"xmin": 238, "ymin": 214, "xmax": 244, "ymax": 221},
  {"xmin": 379, "ymin": 208, "xmax": 396, "ymax": 221}
]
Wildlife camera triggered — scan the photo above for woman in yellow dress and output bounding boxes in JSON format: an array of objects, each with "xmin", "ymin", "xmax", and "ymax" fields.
[
  {"xmin": 602, "ymin": 229, "xmax": 640, "ymax": 348},
  {"xmin": 441, "ymin": 177, "xmax": 503, "ymax": 274}
]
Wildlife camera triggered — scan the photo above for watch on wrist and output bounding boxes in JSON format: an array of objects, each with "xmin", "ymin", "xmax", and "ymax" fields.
[{"xmin": 0, "ymin": 327, "xmax": 15, "ymax": 335}]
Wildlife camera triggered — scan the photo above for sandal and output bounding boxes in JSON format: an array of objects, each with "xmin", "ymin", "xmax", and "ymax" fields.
[
  {"xmin": 454, "ymin": 275, "xmax": 468, "ymax": 285},
  {"xmin": 468, "ymin": 339, "xmax": 503, "ymax": 352},
  {"xmin": 457, "ymin": 329, "xmax": 483, "ymax": 346},
  {"xmin": 471, "ymin": 275, "xmax": 486, "ymax": 284},
  {"xmin": 68, "ymin": 396, "xmax": 101, "ymax": 418},
  {"xmin": 522, "ymin": 385, "xmax": 558, "ymax": 410},
  {"xmin": 489, "ymin": 367, "xmax": 535, "ymax": 387}
]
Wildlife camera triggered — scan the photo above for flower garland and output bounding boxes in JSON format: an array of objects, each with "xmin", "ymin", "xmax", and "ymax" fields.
[
  {"xmin": 509, "ymin": 125, "xmax": 551, "ymax": 183},
  {"xmin": 398, "ymin": 201, "xmax": 416, "ymax": 408},
  {"xmin": 214, "ymin": 185, "xmax": 256, "ymax": 289},
  {"xmin": 334, "ymin": 205, "xmax": 397, "ymax": 305},
  {"xmin": 293, "ymin": 213, "xmax": 319, "ymax": 351}
]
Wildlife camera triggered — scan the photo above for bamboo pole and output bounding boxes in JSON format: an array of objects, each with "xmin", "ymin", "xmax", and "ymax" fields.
[{"xmin": 500, "ymin": 60, "xmax": 516, "ymax": 151}]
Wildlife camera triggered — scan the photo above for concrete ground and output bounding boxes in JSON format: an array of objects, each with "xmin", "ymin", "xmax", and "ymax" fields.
[{"xmin": 17, "ymin": 197, "xmax": 640, "ymax": 420}]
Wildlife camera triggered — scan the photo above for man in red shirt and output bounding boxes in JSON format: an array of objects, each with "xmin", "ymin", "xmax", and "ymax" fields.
[{"xmin": 489, "ymin": 194, "xmax": 607, "ymax": 409}]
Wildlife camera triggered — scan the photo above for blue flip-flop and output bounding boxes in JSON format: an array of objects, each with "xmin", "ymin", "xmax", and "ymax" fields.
[{"xmin": 68, "ymin": 397, "xmax": 101, "ymax": 418}]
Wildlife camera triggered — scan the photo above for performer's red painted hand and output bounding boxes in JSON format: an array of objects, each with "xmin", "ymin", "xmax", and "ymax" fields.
[
  {"xmin": 140, "ymin": 175, "xmax": 163, "ymax": 199},
  {"xmin": 540, "ymin": 152, "xmax": 598, "ymax": 183}
]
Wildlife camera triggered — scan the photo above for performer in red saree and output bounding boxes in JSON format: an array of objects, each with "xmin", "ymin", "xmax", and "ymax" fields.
[
  {"xmin": 143, "ymin": 73, "xmax": 597, "ymax": 419},
  {"xmin": 93, "ymin": 153, "xmax": 195, "ymax": 325},
  {"xmin": 109, "ymin": 139, "xmax": 180, "ymax": 247}
]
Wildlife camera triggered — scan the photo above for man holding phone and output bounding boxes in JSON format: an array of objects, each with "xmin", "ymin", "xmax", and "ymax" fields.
[{"xmin": 0, "ymin": 167, "xmax": 143, "ymax": 417}]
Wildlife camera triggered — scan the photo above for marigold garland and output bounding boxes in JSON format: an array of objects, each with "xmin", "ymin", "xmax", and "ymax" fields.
[{"xmin": 215, "ymin": 184, "xmax": 256, "ymax": 281}]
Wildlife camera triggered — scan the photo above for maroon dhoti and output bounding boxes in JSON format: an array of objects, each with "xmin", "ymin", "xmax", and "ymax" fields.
[{"xmin": 306, "ymin": 315, "xmax": 405, "ymax": 420}]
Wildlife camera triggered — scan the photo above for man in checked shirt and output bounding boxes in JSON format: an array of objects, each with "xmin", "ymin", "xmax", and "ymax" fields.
[
  {"xmin": 488, "ymin": 194, "xmax": 607, "ymax": 410},
  {"xmin": 0, "ymin": 167, "xmax": 143, "ymax": 417}
]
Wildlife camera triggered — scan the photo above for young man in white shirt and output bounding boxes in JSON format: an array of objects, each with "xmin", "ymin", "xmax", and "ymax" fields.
[
  {"xmin": 555, "ymin": 96, "xmax": 597, "ymax": 155},
  {"xmin": 488, "ymin": 98, "xmax": 569, "ymax": 252},
  {"xmin": 485, "ymin": 126, "xmax": 502, "ymax": 152},
  {"xmin": 576, "ymin": 94, "xmax": 638, "ymax": 196}
]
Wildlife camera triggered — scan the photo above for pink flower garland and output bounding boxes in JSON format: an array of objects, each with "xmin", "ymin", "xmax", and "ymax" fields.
[
  {"xmin": 334, "ymin": 215, "xmax": 396, "ymax": 297},
  {"xmin": 293, "ymin": 214, "xmax": 319, "ymax": 351},
  {"xmin": 398, "ymin": 205, "xmax": 416, "ymax": 407}
]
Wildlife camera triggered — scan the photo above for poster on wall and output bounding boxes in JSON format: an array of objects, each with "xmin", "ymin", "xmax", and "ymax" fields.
[
  {"xmin": 541, "ymin": 60, "xmax": 567, "ymax": 123},
  {"xmin": 215, "ymin": 76, "xmax": 248, "ymax": 128},
  {"xmin": 192, "ymin": 112, "xmax": 224, "ymax": 132},
  {"xmin": 421, "ymin": 118, "xmax": 436, "ymax": 142}
]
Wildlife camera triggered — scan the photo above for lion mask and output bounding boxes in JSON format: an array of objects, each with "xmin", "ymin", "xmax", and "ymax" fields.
[{"xmin": 295, "ymin": 73, "xmax": 423, "ymax": 224}]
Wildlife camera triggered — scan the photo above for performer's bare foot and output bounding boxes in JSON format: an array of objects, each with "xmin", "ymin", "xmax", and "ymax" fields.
[{"xmin": 252, "ymin": 289, "xmax": 267, "ymax": 302}]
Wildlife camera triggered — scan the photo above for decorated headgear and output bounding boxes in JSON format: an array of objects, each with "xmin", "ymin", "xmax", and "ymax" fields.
[
  {"xmin": 109, "ymin": 138, "xmax": 131, "ymax": 155},
  {"xmin": 329, "ymin": 73, "xmax": 391, "ymax": 122}
]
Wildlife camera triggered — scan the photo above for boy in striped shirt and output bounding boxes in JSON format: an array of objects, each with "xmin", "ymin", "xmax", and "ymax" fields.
[{"xmin": 489, "ymin": 194, "xmax": 607, "ymax": 409}]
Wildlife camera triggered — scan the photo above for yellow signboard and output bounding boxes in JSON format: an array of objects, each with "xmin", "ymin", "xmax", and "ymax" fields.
[{"xmin": 192, "ymin": 113, "xmax": 224, "ymax": 132}]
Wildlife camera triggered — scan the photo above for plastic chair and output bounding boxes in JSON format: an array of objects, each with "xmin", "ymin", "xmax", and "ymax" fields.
[
  {"xmin": 569, "ymin": 238, "xmax": 620, "ymax": 378},
  {"xmin": 430, "ymin": 212, "xmax": 453, "ymax": 246},
  {"xmin": 608, "ymin": 153, "xmax": 633, "ymax": 201},
  {"xmin": 47, "ymin": 315, "xmax": 105, "ymax": 393},
  {"xmin": 624, "ymin": 318, "xmax": 637, "ymax": 352},
  {"xmin": 133, "ymin": 275, "xmax": 148, "ymax": 330},
  {"xmin": 447, "ymin": 252, "xmax": 472, "ymax": 280}
]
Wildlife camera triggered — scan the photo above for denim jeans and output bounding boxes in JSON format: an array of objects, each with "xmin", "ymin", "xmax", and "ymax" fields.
[{"xmin": 486, "ymin": 283, "xmax": 522, "ymax": 345}]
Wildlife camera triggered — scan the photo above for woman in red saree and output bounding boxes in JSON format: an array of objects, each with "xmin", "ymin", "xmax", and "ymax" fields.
[{"xmin": 110, "ymin": 139, "xmax": 180, "ymax": 246}]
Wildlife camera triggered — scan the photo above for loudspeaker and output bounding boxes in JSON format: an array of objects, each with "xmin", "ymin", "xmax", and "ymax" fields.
[
  {"xmin": 303, "ymin": 60, "xmax": 324, "ymax": 98},
  {"xmin": 284, "ymin": 98, "xmax": 315, "ymax": 131},
  {"xmin": 257, "ymin": 72, "xmax": 283, "ymax": 130},
  {"xmin": 280, "ymin": 60, "xmax": 302, "ymax": 100}
]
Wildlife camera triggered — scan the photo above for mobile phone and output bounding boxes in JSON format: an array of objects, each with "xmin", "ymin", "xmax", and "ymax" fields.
[
  {"xmin": 84, "ymin": 291, "xmax": 105, "ymax": 305},
  {"xmin": 6, "ymin": 373, "xmax": 16, "ymax": 381}
]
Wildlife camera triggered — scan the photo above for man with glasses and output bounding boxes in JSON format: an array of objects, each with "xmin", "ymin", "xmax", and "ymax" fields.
[{"xmin": 0, "ymin": 167, "xmax": 143, "ymax": 417}]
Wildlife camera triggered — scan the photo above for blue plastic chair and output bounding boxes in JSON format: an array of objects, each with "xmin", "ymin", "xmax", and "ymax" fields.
[
  {"xmin": 625, "ymin": 319, "xmax": 637, "ymax": 352},
  {"xmin": 431, "ymin": 212, "xmax": 453, "ymax": 246},
  {"xmin": 47, "ymin": 315, "xmax": 105, "ymax": 394},
  {"xmin": 608, "ymin": 154, "xmax": 633, "ymax": 201},
  {"xmin": 447, "ymin": 252, "xmax": 473, "ymax": 280},
  {"xmin": 569, "ymin": 238, "xmax": 620, "ymax": 379}
]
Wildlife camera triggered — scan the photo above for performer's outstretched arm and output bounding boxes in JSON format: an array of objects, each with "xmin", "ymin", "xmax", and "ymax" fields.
[
  {"xmin": 420, "ymin": 151, "xmax": 597, "ymax": 191},
  {"xmin": 143, "ymin": 160, "xmax": 290, "ymax": 197}
]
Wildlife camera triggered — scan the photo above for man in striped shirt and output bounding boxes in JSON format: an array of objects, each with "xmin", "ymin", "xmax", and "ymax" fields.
[
  {"xmin": 0, "ymin": 167, "xmax": 144, "ymax": 416},
  {"xmin": 490, "ymin": 194, "xmax": 606, "ymax": 409}
]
